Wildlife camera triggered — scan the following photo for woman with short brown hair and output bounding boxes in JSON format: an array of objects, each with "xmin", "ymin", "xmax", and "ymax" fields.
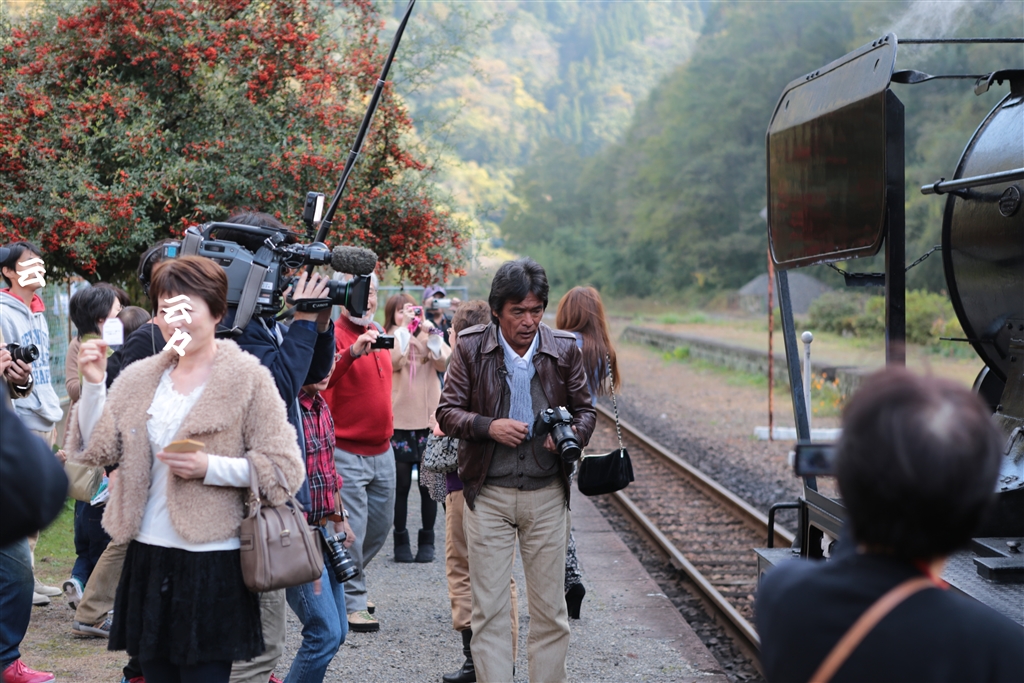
[{"xmin": 66, "ymin": 256, "xmax": 305, "ymax": 683}]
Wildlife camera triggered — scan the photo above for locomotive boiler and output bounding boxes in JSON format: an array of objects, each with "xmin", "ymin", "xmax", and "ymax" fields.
[{"xmin": 757, "ymin": 33, "xmax": 1023, "ymax": 624}]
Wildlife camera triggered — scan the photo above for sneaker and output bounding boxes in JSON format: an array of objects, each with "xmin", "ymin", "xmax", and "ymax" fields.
[
  {"xmin": 121, "ymin": 677, "xmax": 145, "ymax": 683},
  {"xmin": 269, "ymin": 676, "xmax": 284, "ymax": 683},
  {"xmin": 1, "ymin": 659, "xmax": 55, "ymax": 682},
  {"xmin": 72, "ymin": 612, "xmax": 112, "ymax": 638},
  {"xmin": 63, "ymin": 577, "xmax": 84, "ymax": 611},
  {"xmin": 366, "ymin": 600, "xmax": 376, "ymax": 614},
  {"xmin": 347, "ymin": 610, "xmax": 380, "ymax": 633},
  {"xmin": 33, "ymin": 580, "xmax": 62, "ymax": 597},
  {"xmin": 31, "ymin": 592, "xmax": 49, "ymax": 607}
]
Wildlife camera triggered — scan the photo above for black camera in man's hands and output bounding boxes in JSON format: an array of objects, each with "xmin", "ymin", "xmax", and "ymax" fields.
[
  {"xmin": 536, "ymin": 406, "xmax": 582, "ymax": 462},
  {"xmin": 370, "ymin": 334, "xmax": 395, "ymax": 350},
  {"xmin": 6, "ymin": 343, "xmax": 39, "ymax": 364},
  {"xmin": 322, "ymin": 531, "xmax": 359, "ymax": 583}
]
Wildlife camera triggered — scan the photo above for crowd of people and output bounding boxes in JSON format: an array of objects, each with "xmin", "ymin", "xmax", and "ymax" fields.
[
  {"xmin": 2, "ymin": 228, "xmax": 1022, "ymax": 683},
  {"xmin": 0, "ymin": 232, "xmax": 611, "ymax": 683}
]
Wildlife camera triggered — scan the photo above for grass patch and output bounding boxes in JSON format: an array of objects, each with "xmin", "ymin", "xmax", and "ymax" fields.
[{"xmin": 34, "ymin": 499, "xmax": 77, "ymax": 586}]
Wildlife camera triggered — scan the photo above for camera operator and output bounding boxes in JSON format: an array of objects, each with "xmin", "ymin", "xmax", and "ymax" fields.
[
  {"xmin": 215, "ymin": 213, "xmax": 339, "ymax": 683},
  {"xmin": 436, "ymin": 258, "xmax": 595, "ymax": 683},
  {"xmin": 322, "ymin": 273, "xmax": 396, "ymax": 634},
  {"xmin": 423, "ymin": 285, "xmax": 458, "ymax": 345},
  {"xmin": 756, "ymin": 369, "xmax": 1024, "ymax": 682}
]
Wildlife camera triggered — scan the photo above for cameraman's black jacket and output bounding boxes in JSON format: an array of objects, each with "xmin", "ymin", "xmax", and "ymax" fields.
[
  {"xmin": 225, "ymin": 309, "xmax": 335, "ymax": 510},
  {"xmin": 436, "ymin": 322, "xmax": 595, "ymax": 510}
]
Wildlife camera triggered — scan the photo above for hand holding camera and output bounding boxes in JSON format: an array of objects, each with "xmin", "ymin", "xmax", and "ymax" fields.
[
  {"xmin": 536, "ymin": 407, "xmax": 582, "ymax": 462},
  {"xmin": 0, "ymin": 344, "xmax": 33, "ymax": 386}
]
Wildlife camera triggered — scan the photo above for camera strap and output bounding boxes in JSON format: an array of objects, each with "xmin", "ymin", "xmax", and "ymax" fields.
[
  {"xmin": 226, "ymin": 261, "xmax": 269, "ymax": 334},
  {"xmin": 179, "ymin": 228, "xmax": 203, "ymax": 256}
]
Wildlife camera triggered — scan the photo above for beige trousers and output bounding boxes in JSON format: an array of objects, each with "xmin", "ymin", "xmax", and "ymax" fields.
[
  {"xmin": 464, "ymin": 482, "xmax": 570, "ymax": 683},
  {"xmin": 445, "ymin": 490, "xmax": 519, "ymax": 660},
  {"xmin": 75, "ymin": 540, "xmax": 127, "ymax": 624},
  {"xmin": 229, "ymin": 588, "xmax": 286, "ymax": 683}
]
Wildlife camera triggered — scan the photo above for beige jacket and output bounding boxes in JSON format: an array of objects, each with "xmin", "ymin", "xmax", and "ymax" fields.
[
  {"xmin": 65, "ymin": 340, "xmax": 304, "ymax": 545},
  {"xmin": 389, "ymin": 329, "xmax": 450, "ymax": 431}
]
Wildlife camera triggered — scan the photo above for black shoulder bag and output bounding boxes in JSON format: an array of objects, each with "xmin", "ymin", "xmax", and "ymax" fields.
[{"xmin": 577, "ymin": 354, "xmax": 634, "ymax": 496}]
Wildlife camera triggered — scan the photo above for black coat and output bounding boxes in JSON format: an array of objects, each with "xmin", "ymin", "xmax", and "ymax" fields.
[
  {"xmin": 756, "ymin": 551, "xmax": 1024, "ymax": 682},
  {"xmin": 1, "ymin": 381, "xmax": 68, "ymax": 545}
]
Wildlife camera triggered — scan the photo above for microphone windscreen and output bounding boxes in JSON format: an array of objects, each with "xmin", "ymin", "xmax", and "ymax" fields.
[{"xmin": 330, "ymin": 246, "xmax": 377, "ymax": 276}]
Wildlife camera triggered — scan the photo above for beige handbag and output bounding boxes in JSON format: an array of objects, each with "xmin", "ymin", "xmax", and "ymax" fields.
[
  {"xmin": 65, "ymin": 462, "xmax": 104, "ymax": 502},
  {"xmin": 238, "ymin": 461, "xmax": 324, "ymax": 593}
]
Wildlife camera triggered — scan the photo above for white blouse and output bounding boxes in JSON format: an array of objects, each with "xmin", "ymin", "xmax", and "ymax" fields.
[{"xmin": 78, "ymin": 369, "xmax": 251, "ymax": 552}]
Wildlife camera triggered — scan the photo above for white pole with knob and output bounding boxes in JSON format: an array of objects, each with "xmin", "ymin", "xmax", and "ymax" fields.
[{"xmin": 801, "ymin": 331, "xmax": 814, "ymax": 435}]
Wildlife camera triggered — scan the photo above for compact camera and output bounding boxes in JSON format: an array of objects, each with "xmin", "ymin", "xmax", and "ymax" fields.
[
  {"xmin": 535, "ymin": 406, "xmax": 581, "ymax": 462},
  {"xmin": 6, "ymin": 343, "xmax": 39, "ymax": 364},
  {"xmin": 322, "ymin": 530, "xmax": 359, "ymax": 583},
  {"xmin": 370, "ymin": 335, "xmax": 395, "ymax": 350}
]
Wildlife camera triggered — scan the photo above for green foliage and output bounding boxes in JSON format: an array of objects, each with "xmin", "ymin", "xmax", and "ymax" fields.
[
  {"xmin": 808, "ymin": 289, "xmax": 965, "ymax": 348},
  {"xmin": 499, "ymin": 0, "xmax": 1023, "ymax": 300},
  {"xmin": 1, "ymin": 0, "xmax": 468, "ymax": 284}
]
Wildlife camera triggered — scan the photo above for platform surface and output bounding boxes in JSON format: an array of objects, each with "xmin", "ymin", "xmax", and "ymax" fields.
[{"xmin": 281, "ymin": 489, "xmax": 729, "ymax": 682}]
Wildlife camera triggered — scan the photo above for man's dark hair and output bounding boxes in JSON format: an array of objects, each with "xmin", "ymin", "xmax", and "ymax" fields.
[
  {"xmin": 70, "ymin": 284, "xmax": 119, "ymax": 338},
  {"xmin": 220, "ymin": 211, "xmax": 298, "ymax": 252},
  {"xmin": 0, "ymin": 241, "xmax": 43, "ymax": 287},
  {"xmin": 836, "ymin": 368, "xmax": 1004, "ymax": 560},
  {"xmin": 488, "ymin": 258, "xmax": 549, "ymax": 323}
]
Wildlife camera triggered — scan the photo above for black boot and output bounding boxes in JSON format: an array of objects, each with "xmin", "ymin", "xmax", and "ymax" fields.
[
  {"xmin": 394, "ymin": 529, "xmax": 414, "ymax": 563},
  {"xmin": 442, "ymin": 628, "xmax": 475, "ymax": 683},
  {"xmin": 415, "ymin": 529, "xmax": 435, "ymax": 563},
  {"xmin": 566, "ymin": 582, "xmax": 586, "ymax": 619}
]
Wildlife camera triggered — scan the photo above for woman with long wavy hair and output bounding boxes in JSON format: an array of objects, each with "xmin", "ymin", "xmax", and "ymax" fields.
[{"xmin": 554, "ymin": 286, "xmax": 620, "ymax": 619}]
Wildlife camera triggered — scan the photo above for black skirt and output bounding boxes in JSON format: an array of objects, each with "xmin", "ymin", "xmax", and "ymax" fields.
[
  {"xmin": 392, "ymin": 428, "xmax": 430, "ymax": 464},
  {"xmin": 110, "ymin": 541, "xmax": 264, "ymax": 665}
]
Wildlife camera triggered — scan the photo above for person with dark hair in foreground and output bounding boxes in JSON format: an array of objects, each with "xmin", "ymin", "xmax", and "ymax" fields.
[
  {"xmin": 437, "ymin": 258, "xmax": 596, "ymax": 683},
  {"xmin": 756, "ymin": 368, "xmax": 1024, "ymax": 683}
]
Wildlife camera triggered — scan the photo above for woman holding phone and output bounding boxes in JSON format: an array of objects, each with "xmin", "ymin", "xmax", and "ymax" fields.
[
  {"xmin": 384, "ymin": 293, "xmax": 450, "ymax": 563},
  {"xmin": 65, "ymin": 256, "xmax": 304, "ymax": 683}
]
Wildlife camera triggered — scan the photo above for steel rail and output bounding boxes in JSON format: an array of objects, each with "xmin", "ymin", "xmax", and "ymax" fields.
[
  {"xmin": 595, "ymin": 404, "xmax": 795, "ymax": 548},
  {"xmin": 610, "ymin": 489, "xmax": 762, "ymax": 653}
]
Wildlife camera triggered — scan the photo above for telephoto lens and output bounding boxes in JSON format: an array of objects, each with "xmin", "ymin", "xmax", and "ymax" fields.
[
  {"xmin": 6, "ymin": 343, "xmax": 39, "ymax": 364},
  {"xmin": 323, "ymin": 532, "xmax": 359, "ymax": 583}
]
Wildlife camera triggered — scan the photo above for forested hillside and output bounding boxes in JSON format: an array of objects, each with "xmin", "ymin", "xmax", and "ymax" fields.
[
  {"xmin": 500, "ymin": 0, "xmax": 1023, "ymax": 298},
  {"xmin": 396, "ymin": 0, "xmax": 705, "ymax": 241}
]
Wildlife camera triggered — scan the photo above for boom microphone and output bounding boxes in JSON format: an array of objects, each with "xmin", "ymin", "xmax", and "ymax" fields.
[{"xmin": 331, "ymin": 246, "xmax": 378, "ymax": 276}]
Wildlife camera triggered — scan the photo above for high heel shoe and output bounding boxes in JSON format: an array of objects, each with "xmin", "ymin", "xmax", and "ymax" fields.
[{"xmin": 565, "ymin": 583, "xmax": 586, "ymax": 619}]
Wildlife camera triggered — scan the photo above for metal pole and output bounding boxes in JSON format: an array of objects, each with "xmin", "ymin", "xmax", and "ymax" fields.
[
  {"xmin": 767, "ymin": 249, "xmax": 775, "ymax": 441},
  {"xmin": 776, "ymin": 269, "xmax": 815, "ymax": 491},
  {"xmin": 801, "ymin": 331, "xmax": 813, "ymax": 435},
  {"xmin": 885, "ymin": 90, "xmax": 906, "ymax": 366}
]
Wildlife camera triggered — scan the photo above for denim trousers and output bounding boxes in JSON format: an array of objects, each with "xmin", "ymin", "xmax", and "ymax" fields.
[
  {"xmin": 334, "ymin": 446, "xmax": 396, "ymax": 614},
  {"xmin": 284, "ymin": 549, "xmax": 348, "ymax": 683},
  {"xmin": 72, "ymin": 500, "xmax": 110, "ymax": 585},
  {"xmin": 0, "ymin": 538, "xmax": 33, "ymax": 669}
]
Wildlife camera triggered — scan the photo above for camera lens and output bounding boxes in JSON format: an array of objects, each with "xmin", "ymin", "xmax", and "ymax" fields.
[
  {"xmin": 8, "ymin": 343, "xmax": 39, "ymax": 364},
  {"xmin": 551, "ymin": 423, "xmax": 581, "ymax": 461},
  {"xmin": 324, "ymin": 533, "xmax": 359, "ymax": 583}
]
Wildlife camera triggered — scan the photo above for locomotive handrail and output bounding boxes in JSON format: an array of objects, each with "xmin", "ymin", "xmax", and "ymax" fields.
[{"xmin": 921, "ymin": 168, "xmax": 1024, "ymax": 195}]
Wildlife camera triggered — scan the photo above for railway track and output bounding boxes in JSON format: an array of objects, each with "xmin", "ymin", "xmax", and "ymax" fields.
[{"xmin": 592, "ymin": 404, "xmax": 795, "ymax": 655}]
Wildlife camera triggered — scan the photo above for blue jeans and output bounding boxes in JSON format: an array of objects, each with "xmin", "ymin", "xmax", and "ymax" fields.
[
  {"xmin": 0, "ymin": 539, "xmax": 33, "ymax": 668},
  {"xmin": 284, "ymin": 549, "xmax": 347, "ymax": 683},
  {"xmin": 72, "ymin": 500, "xmax": 110, "ymax": 585}
]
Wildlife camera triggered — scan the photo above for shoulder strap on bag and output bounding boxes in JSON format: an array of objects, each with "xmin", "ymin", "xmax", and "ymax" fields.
[
  {"xmin": 607, "ymin": 352, "xmax": 624, "ymax": 455},
  {"xmin": 809, "ymin": 576, "xmax": 934, "ymax": 683}
]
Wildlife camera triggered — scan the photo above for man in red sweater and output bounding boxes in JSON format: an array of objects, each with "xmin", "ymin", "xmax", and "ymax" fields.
[{"xmin": 323, "ymin": 275, "xmax": 395, "ymax": 633}]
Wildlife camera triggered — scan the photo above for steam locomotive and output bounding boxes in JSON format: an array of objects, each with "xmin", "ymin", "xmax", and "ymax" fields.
[{"xmin": 756, "ymin": 34, "xmax": 1023, "ymax": 624}]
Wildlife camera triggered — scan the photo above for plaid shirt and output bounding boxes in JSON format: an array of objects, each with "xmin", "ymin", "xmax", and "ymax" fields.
[{"xmin": 299, "ymin": 390, "xmax": 340, "ymax": 523}]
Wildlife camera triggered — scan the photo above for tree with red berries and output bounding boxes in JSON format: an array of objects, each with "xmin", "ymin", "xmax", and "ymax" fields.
[{"xmin": 0, "ymin": 0, "xmax": 466, "ymax": 284}]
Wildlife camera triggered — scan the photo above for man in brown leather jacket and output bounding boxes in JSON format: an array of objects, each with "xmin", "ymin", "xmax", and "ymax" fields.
[{"xmin": 437, "ymin": 258, "xmax": 595, "ymax": 683}]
